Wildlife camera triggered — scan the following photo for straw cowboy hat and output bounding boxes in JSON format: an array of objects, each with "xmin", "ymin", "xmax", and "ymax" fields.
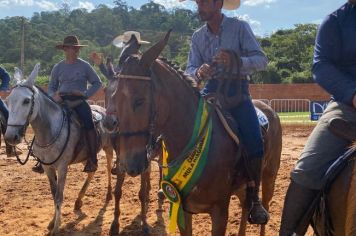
[
  {"xmin": 112, "ymin": 31, "xmax": 150, "ymax": 48},
  {"xmin": 179, "ymin": 0, "xmax": 240, "ymax": 10},
  {"xmin": 55, "ymin": 35, "xmax": 87, "ymax": 49}
]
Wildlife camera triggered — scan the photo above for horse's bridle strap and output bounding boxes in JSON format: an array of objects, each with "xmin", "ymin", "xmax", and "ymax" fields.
[{"xmin": 118, "ymin": 74, "xmax": 151, "ymax": 80}]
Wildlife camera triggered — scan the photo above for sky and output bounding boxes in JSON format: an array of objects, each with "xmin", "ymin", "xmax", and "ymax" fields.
[{"xmin": 0, "ymin": 0, "xmax": 348, "ymax": 36}]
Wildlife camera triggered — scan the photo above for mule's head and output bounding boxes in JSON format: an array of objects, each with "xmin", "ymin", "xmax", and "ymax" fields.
[
  {"xmin": 105, "ymin": 30, "xmax": 171, "ymax": 176},
  {"xmin": 4, "ymin": 63, "xmax": 40, "ymax": 145}
]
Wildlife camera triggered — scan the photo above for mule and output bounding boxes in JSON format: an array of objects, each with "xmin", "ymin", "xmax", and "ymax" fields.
[
  {"xmin": 4, "ymin": 64, "xmax": 114, "ymax": 235},
  {"xmin": 103, "ymin": 31, "xmax": 282, "ymax": 236}
]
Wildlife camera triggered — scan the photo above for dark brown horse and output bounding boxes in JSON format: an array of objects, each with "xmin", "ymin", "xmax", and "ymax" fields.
[
  {"xmin": 311, "ymin": 120, "xmax": 356, "ymax": 235},
  {"xmin": 104, "ymin": 31, "xmax": 282, "ymax": 236}
]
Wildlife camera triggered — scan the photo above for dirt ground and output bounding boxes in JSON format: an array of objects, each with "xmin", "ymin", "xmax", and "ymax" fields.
[{"xmin": 0, "ymin": 125, "xmax": 315, "ymax": 236}]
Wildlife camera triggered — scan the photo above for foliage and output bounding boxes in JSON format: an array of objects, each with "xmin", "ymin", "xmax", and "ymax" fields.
[{"xmin": 0, "ymin": 1, "xmax": 318, "ymax": 84}]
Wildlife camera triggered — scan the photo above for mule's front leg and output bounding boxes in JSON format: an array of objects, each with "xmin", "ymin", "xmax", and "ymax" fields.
[
  {"xmin": 110, "ymin": 171, "xmax": 125, "ymax": 236},
  {"xmin": 49, "ymin": 167, "xmax": 68, "ymax": 235},
  {"xmin": 178, "ymin": 211, "xmax": 192, "ymax": 236},
  {"xmin": 210, "ymin": 202, "xmax": 229, "ymax": 236},
  {"xmin": 44, "ymin": 167, "xmax": 57, "ymax": 231},
  {"xmin": 139, "ymin": 165, "xmax": 151, "ymax": 235}
]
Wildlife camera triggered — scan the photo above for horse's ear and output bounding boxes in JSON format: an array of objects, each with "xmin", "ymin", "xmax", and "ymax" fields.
[
  {"xmin": 118, "ymin": 35, "xmax": 141, "ymax": 68},
  {"xmin": 13, "ymin": 67, "xmax": 24, "ymax": 85},
  {"xmin": 26, "ymin": 63, "xmax": 40, "ymax": 86},
  {"xmin": 140, "ymin": 29, "xmax": 172, "ymax": 70}
]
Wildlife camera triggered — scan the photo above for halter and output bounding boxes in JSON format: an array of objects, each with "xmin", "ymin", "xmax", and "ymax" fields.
[{"xmin": 116, "ymin": 74, "xmax": 158, "ymax": 160}]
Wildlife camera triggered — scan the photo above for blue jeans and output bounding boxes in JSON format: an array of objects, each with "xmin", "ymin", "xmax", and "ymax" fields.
[
  {"xmin": 0, "ymin": 99, "xmax": 9, "ymax": 134},
  {"xmin": 202, "ymin": 79, "xmax": 264, "ymax": 159}
]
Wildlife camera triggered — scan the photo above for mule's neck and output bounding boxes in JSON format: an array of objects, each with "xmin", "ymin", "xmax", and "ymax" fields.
[
  {"xmin": 31, "ymin": 90, "xmax": 65, "ymax": 145},
  {"xmin": 153, "ymin": 62, "xmax": 200, "ymax": 160}
]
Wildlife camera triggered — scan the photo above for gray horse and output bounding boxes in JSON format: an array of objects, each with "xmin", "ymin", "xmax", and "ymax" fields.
[{"xmin": 4, "ymin": 63, "xmax": 114, "ymax": 235}]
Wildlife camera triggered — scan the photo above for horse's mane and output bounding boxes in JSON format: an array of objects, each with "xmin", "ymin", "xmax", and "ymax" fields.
[{"xmin": 157, "ymin": 57, "xmax": 200, "ymax": 96}]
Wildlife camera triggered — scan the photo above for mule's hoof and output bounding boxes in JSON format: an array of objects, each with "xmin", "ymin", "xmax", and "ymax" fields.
[
  {"xmin": 157, "ymin": 189, "xmax": 165, "ymax": 200},
  {"xmin": 47, "ymin": 220, "xmax": 54, "ymax": 230},
  {"xmin": 83, "ymin": 162, "xmax": 97, "ymax": 173},
  {"xmin": 74, "ymin": 200, "xmax": 83, "ymax": 211},
  {"xmin": 111, "ymin": 166, "xmax": 118, "ymax": 175},
  {"xmin": 109, "ymin": 222, "xmax": 120, "ymax": 236},
  {"xmin": 142, "ymin": 225, "xmax": 150, "ymax": 235}
]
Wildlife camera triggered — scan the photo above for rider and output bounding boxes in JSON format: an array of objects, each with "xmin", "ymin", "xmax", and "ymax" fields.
[
  {"xmin": 185, "ymin": 0, "xmax": 269, "ymax": 225},
  {"xmin": 33, "ymin": 35, "xmax": 102, "ymax": 173},
  {"xmin": 280, "ymin": 1, "xmax": 356, "ymax": 235},
  {"xmin": 0, "ymin": 66, "xmax": 10, "ymax": 91}
]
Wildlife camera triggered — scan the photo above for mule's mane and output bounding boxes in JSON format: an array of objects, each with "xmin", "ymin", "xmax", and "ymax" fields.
[
  {"xmin": 35, "ymin": 86, "xmax": 58, "ymax": 104},
  {"xmin": 157, "ymin": 57, "xmax": 200, "ymax": 96}
]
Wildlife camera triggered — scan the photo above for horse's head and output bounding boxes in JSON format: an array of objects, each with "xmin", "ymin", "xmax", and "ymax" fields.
[
  {"xmin": 4, "ymin": 63, "xmax": 40, "ymax": 145},
  {"xmin": 104, "ymin": 30, "xmax": 171, "ymax": 177}
]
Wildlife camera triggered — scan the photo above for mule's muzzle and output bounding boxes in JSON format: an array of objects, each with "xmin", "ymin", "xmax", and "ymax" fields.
[
  {"xmin": 103, "ymin": 115, "xmax": 119, "ymax": 133},
  {"xmin": 125, "ymin": 151, "xmax": 149, "ymax": 177},
  {"xmin": 4, "ymin": 130, "xmax": 23, "ymax": 146}
]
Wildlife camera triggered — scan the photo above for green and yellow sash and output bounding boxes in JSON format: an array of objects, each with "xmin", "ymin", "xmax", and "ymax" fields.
[{"xmin": 161, "ymin": 98, "xmax": 212, "ymax": 233}]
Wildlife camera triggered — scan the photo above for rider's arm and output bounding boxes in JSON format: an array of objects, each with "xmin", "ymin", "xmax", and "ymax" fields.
[
  {"xmin": 238, "ymin": 21, "xmax": 268, "ymax": 75},
  {"xmin": 185, "ymin": 33, "xmax": 204, "ymax": 80},
  {"xmin": 48, "ymin": 64, "xmax": 59, "ymax": 97},
  {"xmin": 85, "ymin": 63, "xmax": 102, "ymax": 99},
  {"xmin": 312, "ymin": 14, "xmax": 356, "ymax": 106}
]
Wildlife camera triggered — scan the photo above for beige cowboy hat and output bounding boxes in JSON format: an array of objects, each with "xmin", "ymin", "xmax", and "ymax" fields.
[
  {"xmin": 112, "ymin": 31, "xmax": 150, "ymax": 48},
  {"xmin": 55, "ymin": 35, "xmax": 87, "ymax": 49},
  {"xmin": 179, "ymin": 0, "xmax": 240, "ymax": 10}
]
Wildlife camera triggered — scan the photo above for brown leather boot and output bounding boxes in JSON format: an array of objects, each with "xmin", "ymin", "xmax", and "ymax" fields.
[
  {"xmin": 83, "ymin": 129, "xmax": 98, "ymax": 173},
  {"xmin": 245, "ymin": 158, "xmax": 270, "ymax": 225}
]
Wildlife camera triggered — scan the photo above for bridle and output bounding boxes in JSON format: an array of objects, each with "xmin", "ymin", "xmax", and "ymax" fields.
[
  {"xmin": 116, "ymin": 73, "xmax": 159, "ymax": 161},
  {"xmin": 7, "ymin": 85, "xmax": 35, "ymax": 138}
]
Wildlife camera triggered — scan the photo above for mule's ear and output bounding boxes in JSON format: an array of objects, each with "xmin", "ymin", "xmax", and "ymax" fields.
[
  {"xmin": 140, "ymin": 29, "xmax": 172, "ymax": 69},
  {"xmin": 13, "ymin": 67, "xmax": 24, "ymax": 85},
  {"xmin": 26, "ymin": 63, "xmax": 40, "ymax": 86}
]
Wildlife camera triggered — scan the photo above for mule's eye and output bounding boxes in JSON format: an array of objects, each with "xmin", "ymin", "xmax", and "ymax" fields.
[
  {"xmin": 133, "ymin": 98, "xmax": 145, "ymax": 111},
  {"xmin": 23, "ymin": 98, "xmax": 30, "ymax": 105}
]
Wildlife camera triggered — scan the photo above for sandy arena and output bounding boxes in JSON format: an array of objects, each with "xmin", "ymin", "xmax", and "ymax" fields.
[{"xmin": 0, "ymin": 125, "xmax": 315, "ymax": 236}]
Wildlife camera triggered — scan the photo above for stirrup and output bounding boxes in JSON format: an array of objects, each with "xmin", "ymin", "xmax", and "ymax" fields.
[{"xmin": 248, "ymin": 201, "xmax": 270, "ymax": 225}]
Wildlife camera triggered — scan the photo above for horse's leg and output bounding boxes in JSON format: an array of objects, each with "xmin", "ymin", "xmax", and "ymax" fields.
[
  {"xmin": 103, "ymin": 146, "xmax": 114, "ymax": 201},
  {"xmin": 110, "ymin": 170, "xmax": 125, "ymax": 236},
  {"xmin": 235, "ymin": 188, "xmax": 248, "ymax": 236},
  {"xmin": 45, "ymin": 167, "xmax": 58, "ymax": 231},
  {"xmin": 178, "ymin": 211, "xmax": 192, "ymax": 236},
  {"xmin": 50, "ymin": 166, "xmax": 68, "ymax": 235},
  {"xmin": 260, "ymin": 169, "xmax": 277, "ymax": 236},
  {"xmin": 210, "ymin": 202, "xmax": 229, "ymax": 236},
  {"xmin": 74, "ymin": 172, "xmax": 95, "ymax": 211},
  {"xmin": 157, "ymin": 153, "xmax": 165, "ymax": 203},
  {"xmin": 140, "ymin": 164, "xmax": 151, "ymax": 235}
]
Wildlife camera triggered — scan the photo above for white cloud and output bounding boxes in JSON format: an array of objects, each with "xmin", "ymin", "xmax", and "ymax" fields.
[
  {"xmin": 35, "ymin": 0, "xmax": 58, "ymax": 11},
  {"xmin": 228, "ymin": 12, "xmax": 262, "ymax": 35},
  {"xmin": 0, "ymin": 0, "xmax": 34, "ymax": 6},
  {"xmin": 244, "ymin": 0, "xmax": 277, "ymax": 7},
  {"xmin": 77, "ymin": 1, "xmax": 95, "ymax": 11},
  {"xmin": 152, "ymin": 0, "xmax": 195, "ymax": 9}
]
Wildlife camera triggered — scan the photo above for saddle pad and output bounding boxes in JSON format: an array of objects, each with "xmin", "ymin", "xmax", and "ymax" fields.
[{"xmin": 255, "ymin": 107, "xmax": 269, "ymax": 130}]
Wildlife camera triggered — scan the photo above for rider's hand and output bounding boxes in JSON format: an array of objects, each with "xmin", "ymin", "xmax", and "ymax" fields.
[
  {"xmin": 213, "ymin": 50, "xmax": 231, "ymax": 70},
  {"xmin": 90, "ymin": 52, "xmax": 103, "ymax": 66},
  {"xmin": 52, "ymin": 92, "xmax": 63, "ymax": 103},
  {"xmin": 353, "ymin": 94, "xmax": 356, "ymax": 109},
  {"xmin": 70, "ymin": 90, "xmax": 86, "ymax": 97},
  {"xmin": 197, "ymin": 63, "xmax": 213, "ymax": 82}
]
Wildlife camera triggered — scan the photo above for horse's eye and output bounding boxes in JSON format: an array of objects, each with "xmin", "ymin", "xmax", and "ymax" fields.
[
  {"xmin": 23, "ymin": 98, "xmax": 30, "ymax": 105},
  {"xmin": 133, "ymin": 98, "xmax": 145, "ymax": 111}
]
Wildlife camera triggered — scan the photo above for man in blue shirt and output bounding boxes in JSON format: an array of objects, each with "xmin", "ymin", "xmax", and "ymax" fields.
[
  {"xmin": 0, "ymin": 66, "xmax": 10, "ymax": 91},
  {"xmin": 280, "ymin": 1, "xmax": 356, "ymax": 235},
  {"xmin": 185, "ymin": 0, "xmax": 269, "ymax": 225}
]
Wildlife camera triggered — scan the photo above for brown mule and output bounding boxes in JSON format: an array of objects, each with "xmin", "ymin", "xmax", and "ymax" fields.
[{"xmin": 103, "ymin": 30, "xmax": 282, "ymax": 236}]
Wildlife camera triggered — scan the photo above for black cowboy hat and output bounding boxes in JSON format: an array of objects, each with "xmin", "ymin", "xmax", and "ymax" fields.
[{"xmin": 55, "ymin": 35, "xmax": 87, "ymax": 50}]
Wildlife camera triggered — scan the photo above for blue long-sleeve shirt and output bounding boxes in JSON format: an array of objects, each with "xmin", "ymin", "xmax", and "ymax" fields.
[
  {"xmin": 186, "ymin": 14, "xmax": 267, "ymax": 79},
  {"xmin": 313, "ymin": 3, "xmax": 356, "ymax": 106}
]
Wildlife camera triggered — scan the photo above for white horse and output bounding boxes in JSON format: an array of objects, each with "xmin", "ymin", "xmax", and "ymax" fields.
[{"xmin": 4, "ymin": 63, "xmax": 114, "ymax": 235}]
